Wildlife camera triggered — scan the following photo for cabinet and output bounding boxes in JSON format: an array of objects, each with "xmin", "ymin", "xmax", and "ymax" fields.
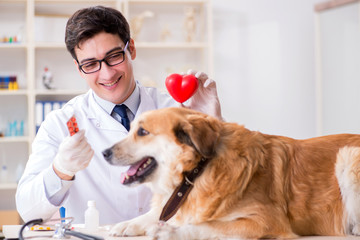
[{"xmin": 0, "ymin": 0, "xmax": 213, "ymax": 212}]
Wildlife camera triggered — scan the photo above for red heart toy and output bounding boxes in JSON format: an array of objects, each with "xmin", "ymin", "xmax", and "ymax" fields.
[{"xmin": 165, "ymin": 73, "xmax": 198, "ymax": 103}]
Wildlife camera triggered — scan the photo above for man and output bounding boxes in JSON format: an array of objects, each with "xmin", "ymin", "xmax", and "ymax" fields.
[{"xmin": 16, "ymin": 5, "xmax": 221, "ymax": 224}]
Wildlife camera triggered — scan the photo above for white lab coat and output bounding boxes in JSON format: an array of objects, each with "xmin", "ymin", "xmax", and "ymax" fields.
[{"xmin": 16, "ymin": 85, "xmax": 177, "ymax": 224}]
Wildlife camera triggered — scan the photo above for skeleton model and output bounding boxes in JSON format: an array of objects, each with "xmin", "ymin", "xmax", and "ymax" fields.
[
  {"xmin": 130, "ymin": 10, "xmax": 155, "ymax": 41},
  {"xmin": 42, "ymin": 67, "xmax": 54, "ymax": 89},
  {"xmin": 160, "ymin": 24, "xmax": 171, "ymax": 42},
  {"xmin": 183, "ymin": 7, "xmax": 196, "ymax": 42}
]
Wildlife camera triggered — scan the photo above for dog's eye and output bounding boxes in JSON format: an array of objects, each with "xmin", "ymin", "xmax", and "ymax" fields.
[{"xmin": 137, "ymin": 127, "xmax": 149, "ymax": 136}]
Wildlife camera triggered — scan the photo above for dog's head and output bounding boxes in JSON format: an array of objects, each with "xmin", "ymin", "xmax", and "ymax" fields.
[{"xmin": 102, "ymin": 107, "xmax": 221, "ymax": 192}]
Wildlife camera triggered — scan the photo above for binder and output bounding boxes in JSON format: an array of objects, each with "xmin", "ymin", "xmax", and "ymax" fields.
[{"xmin": 35, "ymin": 101, "xmax": 67, "ymax": 133}]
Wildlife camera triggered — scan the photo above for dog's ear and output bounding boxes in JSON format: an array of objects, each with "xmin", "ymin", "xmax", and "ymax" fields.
[{"xmin": 174, "ymin": 115, "xmax": 221, "ymax": 158}]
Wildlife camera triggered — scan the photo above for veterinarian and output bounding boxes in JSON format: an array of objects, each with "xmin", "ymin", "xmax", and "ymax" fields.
[{"xmin": 15, "ymin": 6, "xmax": 222, "ymax": 225}]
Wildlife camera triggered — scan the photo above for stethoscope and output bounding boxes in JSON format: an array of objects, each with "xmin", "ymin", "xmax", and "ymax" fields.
[{"xmin": 19, "ymin": 218, "xmax": 104, "ymax": 240}]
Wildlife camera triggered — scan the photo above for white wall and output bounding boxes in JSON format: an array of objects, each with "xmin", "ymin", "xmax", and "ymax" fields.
[
  {"xmin": 317, "ymin": 3, "xmax": 360, "ymax": 136},
  {"xmin": 212, "ymin": 0, "xmax": 324, "ymax": 139}
]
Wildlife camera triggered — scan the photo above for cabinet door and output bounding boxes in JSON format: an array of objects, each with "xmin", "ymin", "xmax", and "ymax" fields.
[{"xmin": 316, "ymin": 2, "xmax": 360, "ymax": 135}]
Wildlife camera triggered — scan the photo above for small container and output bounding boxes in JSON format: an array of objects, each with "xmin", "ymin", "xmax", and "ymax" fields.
[
  {"xmin": 0, "ymin": 77, "xmax": 4, "ymax": 89},
  {"xmin": 84, "ymin": 200, "xmax": 99, "ymax": 231},
  {"xmin": 3, "ymin": 77, "xmax": 10, "ymax": 89}
]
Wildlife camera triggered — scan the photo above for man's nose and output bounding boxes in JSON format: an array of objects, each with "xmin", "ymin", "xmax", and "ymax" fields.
[{"xmin": 98, "ymin": 62, "xmax": 116, "ymax": 78}]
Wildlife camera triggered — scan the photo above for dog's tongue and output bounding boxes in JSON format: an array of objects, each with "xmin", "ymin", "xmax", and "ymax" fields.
[
  {"xmin": 128, "ymin": 158, "xmax": 148, "ymax": 176},
  {"xmin": 120, "ymin": 158, "xmax": 149, "ymax": 183}
]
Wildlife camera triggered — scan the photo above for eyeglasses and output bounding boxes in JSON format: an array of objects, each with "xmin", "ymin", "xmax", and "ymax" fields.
[{"xmin": 77, "ymin": 41, "xmax": 129, "ymax": 74}]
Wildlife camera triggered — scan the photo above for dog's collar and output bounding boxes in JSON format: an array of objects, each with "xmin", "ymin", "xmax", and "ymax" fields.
[{"xmin": 159, "ymin": 157, "xmax": 210, "ymax": 222}]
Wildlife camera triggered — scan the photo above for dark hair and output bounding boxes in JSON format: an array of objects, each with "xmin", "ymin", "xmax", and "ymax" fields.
[{"xmin": 65, "ymin": 5, "xmax": 130, "ymax": 60}]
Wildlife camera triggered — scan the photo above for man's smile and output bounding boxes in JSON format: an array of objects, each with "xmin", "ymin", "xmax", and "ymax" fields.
[{"xmin": 100, "ymin": 76, "xmax": 121, "ymax": 87}]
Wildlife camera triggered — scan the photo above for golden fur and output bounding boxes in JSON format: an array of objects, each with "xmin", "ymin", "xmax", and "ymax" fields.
[{"xmin": 103, "ymin": 107, "xmax": 360, "ymax": 239}]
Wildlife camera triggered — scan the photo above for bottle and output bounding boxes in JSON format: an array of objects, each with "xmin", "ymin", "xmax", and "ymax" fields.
[
  {"xmin": 10, "ymin": 76, "xmax": 18, "ymax": 90},
  {"xmin": 84, "ymin": 200, "xmax": 99, "ymax": 231},
  {"xmin": 0, "ymin": 165, "xmax": 8, "ymax": 183}
]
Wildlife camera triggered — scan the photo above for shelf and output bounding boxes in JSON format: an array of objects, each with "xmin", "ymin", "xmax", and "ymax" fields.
[
  {"xmin": 35, "ymin": 89, "xmax": 88, "ymax": 96},
  {"xmin": 35, "ymin": 0, "xmax": 116, "ymax": 2},
  {"xmin": 0, "ymin": 90, "xmax": 28, "ymax": 96},
  {"xmin": 33, "ymin": 42, "xmax": 209, "ymax": 49},
  {"xmin": 35, "ymin": 42, "xmax": 66, "ymax": 49},
  {"xmin": 0, "ymin": 183, "xmax": 17, "ymax": 190},
  {"xmin": 0, "ymin": 0, "xmax": 26, "ymax": 3},
  {"xmin": 128, "ymin": 0, "xmax": 208, "ymax": 4},
  {"xmin": 0, "ymin": 43, "xmax": 27, "ymax": 49},
  {"xmin": 0, "ymin": 136, "xmax": 30, "ymax": 143},
  {"xmin": 135, "ymin": 42, "xmax": 209, "ymax": 48}
]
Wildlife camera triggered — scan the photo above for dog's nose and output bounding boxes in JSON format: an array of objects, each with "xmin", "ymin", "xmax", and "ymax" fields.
[{"xmin": 102, "ymin": 149, "xmax": 113, "ymax": 161}]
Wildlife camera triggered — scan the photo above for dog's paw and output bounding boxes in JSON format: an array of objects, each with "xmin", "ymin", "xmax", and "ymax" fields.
[
  {"xmin": 148, "ymin": 222, "xmax": 223, "ymax": 240},
  {"xmin": 109, "ymin": 221, "xmax": 145, "ymax": 237},
  {"xmin": 148, "ymin": 222, "xmax": 182, "ymax": 240},
  {"xmin": 352, "ymin": 224, "xmax": 360, "ymax": 236}
]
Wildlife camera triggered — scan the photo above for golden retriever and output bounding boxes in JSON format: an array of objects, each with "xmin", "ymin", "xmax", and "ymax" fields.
[{"xmin": 102, "ymin": 107, "xmax": 360, "ymax": 239}]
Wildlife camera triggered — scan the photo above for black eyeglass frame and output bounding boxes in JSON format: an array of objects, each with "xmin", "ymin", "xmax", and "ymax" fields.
[{"xmin": 77, "ymin": 41, "xmax": 129, "ymax": 74}]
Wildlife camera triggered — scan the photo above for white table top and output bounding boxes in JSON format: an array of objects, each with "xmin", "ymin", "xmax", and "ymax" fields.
[
  {"xmin": 2, "ymin": 225, "xmax": 150, "ymax": 240},
  {"xmin": 3, "ymin": 225, "xmax": 360, "ymax": 240}
]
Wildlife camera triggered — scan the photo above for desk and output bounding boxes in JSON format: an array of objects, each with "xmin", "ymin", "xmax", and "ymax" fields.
[{"xmin": 3, "ymin": 225, "xmax": 360, "ymax": 240}]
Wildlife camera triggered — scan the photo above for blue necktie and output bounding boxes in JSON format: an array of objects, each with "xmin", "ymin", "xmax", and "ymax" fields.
[{"xmin": 113, "ymin": 105, "xmax": 130, "ymax": 131}]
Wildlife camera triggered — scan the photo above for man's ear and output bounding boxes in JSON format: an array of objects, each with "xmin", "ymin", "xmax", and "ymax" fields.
[
  {"xmin": 174, "ymin": 115, "xmax": 221, "ymax": 158},
  {"xmin": 73, "ymin": 59, "xmax": 85, "ymax": 77},
  {"xmin": 128, "ymin": 38, "xmax": 136, "ymax": 60},
  {"xmin": 73, "ymin": 58, "xmax": 79, "ymax": 68}
]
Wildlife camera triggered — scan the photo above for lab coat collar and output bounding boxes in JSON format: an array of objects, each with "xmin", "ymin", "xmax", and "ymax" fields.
[
  {"xmin": 85, "ymin": 87, "xmax": 157, "ymax": 131},
  {"xmin": 85, "ymin": 90, "xmax": 125, "ymax": 131},
  {"xmin": 92, "ymin": 84, "xmax": 141, "ymax": 120}
]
